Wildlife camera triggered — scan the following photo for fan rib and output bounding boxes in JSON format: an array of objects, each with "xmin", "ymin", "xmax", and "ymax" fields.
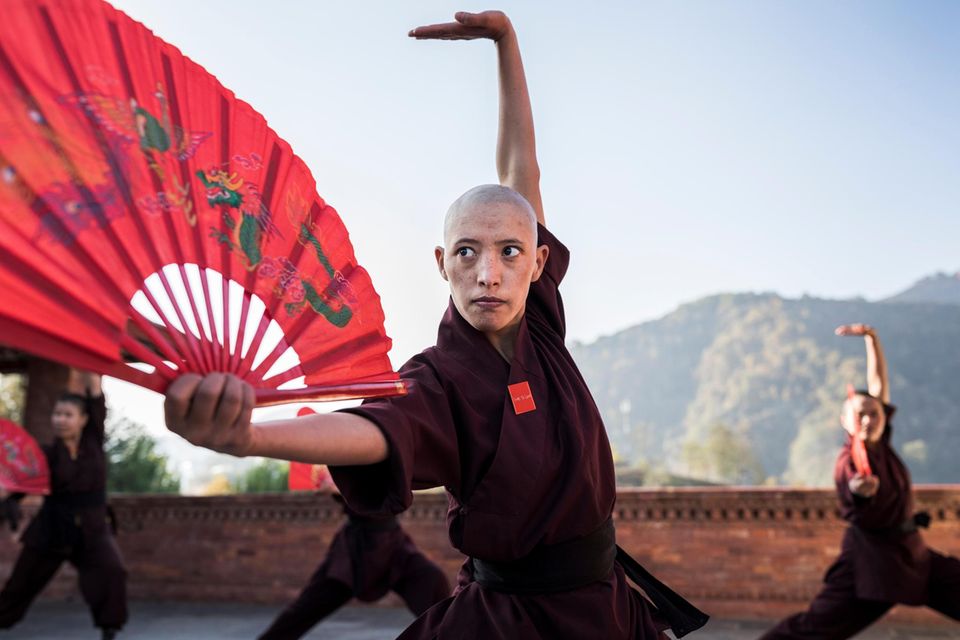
[
  {"xmin": 234, "ymin": 312, "xmax": 272, "ymax": 381},
  {"xmin": 216, "ymin": 94, "xmax": 233, "ymax": 372},
  {"xmin": 233, "ymin": 142, "xmax": 284, "ymax": 375},
  {"xmin": 160, "ymin": 52, "xmax": 220, "ymax": 374},
  {"xmin": 255, "ymin": 381, "xmax": 406, "ymax": 407}
]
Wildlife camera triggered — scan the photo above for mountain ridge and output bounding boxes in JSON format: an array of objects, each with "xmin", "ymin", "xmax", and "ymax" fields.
[{"xmin": 572, "ymin": 273, "xmax": 960, "ymax": 486}]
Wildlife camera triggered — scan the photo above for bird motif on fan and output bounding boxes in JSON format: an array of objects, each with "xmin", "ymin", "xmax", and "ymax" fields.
[{"xmin": 0, "ymin": 0, "xmax": 403, "ymax": 405}]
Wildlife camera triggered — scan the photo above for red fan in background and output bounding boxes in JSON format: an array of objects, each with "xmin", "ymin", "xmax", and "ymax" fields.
[
  {"xmin": 846, "ymin": 384, "xmax": 873, "ymax": 477},
  {"xmin": 0, "ymin": 419, "xmax": 50, "ymax": 495},
  {"xmin": 0, "ymin": 0, "xmax": 403, "ymax": 405},
  {"xmin": 288, "ymin": 407, "xmax": 338, "ymax": 491}
]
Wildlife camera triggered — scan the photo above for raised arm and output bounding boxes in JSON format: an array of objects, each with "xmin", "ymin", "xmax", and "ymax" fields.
[
  {"xmin": 65, "ymin": 368, "xmax": 102, "ymax": 397},
  {"xmin": 835, "ymin": 324, "xmax": 890, "ymax": 403},
  {"xmin": 163, "ymin": 374, "xmax": 388, "ymax": 465},
  {"xmin": 410, "ymin": 11, "xmax": 544, "ymax": 225}
]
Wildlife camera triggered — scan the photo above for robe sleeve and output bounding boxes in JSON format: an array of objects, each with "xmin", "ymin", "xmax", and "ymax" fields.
[
  {"xmin": 835, "ymin": 445, "xmax": 886, "ymax": 527},
  {"xmin": 835, "ymin": 448, "xmax": 867, "ymax": 514},
  {"xmin": 84, "ymin": 393, "xmax": 107, "ymax": 447},
  {"xmin": 329, "ymin": 353, "xmax": 461, "ymax": 516},
  {"xmin": 527, "ymin": 223, "xmax": 571, "ymax": 339}
]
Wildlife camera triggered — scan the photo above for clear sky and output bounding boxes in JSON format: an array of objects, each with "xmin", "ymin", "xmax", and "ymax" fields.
[{"xmin": 99, "ymin": 1, "xmax": 960, "ymax": 432}]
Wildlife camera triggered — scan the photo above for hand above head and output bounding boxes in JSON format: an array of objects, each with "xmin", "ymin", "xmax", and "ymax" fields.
[
  {"xmin": 409, "ymin": 11, "xmax": 512, "ymax": 42},
  {"xmin": 164, "ymin": 373, "xmax": 256, "ymax": 457},
  {"xmin": 835, "ymin": 324, "xmax": 875, "ymax": 338},
  {"xmin": 849, "ymin": 473, "xmax": 880, "ymax": 498},
  {"xmin": 66, "ymin": 368, "xmax": 103, "ymax": 396}
]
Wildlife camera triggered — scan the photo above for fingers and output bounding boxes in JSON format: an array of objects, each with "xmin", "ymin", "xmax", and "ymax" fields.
[
  {"xmin": 164, "ymin": 373, "xmax": 204, "ymax": 427},
  {"xmin": 233, "ymin": 380, "xmax": 256, "ymax": 432},
  {"xmin": 193, "ymin": 373, "xmax": 229, "ymax": 424},
  {"xmin": 409, "ymin": 11, "xmax": 508, "ymax": 40},
  {"xmin": 212, "ymin": 375, "xmax": 245, "ymax": 427},
  {"xmin": 835, "ymin": 323, "xmax": 873, "ymax": 336},
  {"xmin": 849, "ymin": 474, "xmax": 879, "ymax": 497},
  {"xmin": 408, "ymin": 22, "xmax": 475, "ymax": 40},
  {"xmin": 164, "ymin": 374, "xmax": 255, "ymax": 456}
]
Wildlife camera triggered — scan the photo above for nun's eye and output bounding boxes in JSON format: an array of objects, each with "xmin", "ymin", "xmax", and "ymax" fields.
[{"xmin": 503, "ymin": 246, "xmax": 521, "ymax": 257}]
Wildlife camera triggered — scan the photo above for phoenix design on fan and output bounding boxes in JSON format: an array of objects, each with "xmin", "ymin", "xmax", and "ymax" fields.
[{"xmin": 20, "ymin": 69, "xmax": 361, "ymax": 330}]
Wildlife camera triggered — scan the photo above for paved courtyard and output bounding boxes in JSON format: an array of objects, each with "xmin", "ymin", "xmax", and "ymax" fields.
[{"xmin": 4, "ymin": 601, "xmax": 955, "ymax": 639}]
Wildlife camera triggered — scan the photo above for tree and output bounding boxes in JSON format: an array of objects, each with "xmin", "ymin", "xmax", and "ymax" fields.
[
  {"xmin": 106, "ymin": 418, "xmax": 180, "ymax": 493},
  {"xmin": 0, "ymin": 374, "xmax": 26, "ymax": 424},
  {"xmin": 232, "ymin": 459, "xmax": 288, "ymax": 493},
  {"xmin": 682, "ymin": 422, "xmax": 766, "ymax": 485}
]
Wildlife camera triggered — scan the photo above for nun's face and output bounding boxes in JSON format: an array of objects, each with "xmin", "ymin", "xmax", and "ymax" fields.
[{"xmin": 841, "ymin": 394, "xmax": 886, "ymax": 445}]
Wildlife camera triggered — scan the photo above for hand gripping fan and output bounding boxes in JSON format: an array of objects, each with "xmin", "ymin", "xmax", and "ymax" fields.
[
  {"xmin": 846, "ymin": 385, "xmax": 872, "ymax": 477},
  {"xmin": 288, "ymin": 407, "xmax": 337, "ymax": 491},
  {"xmin": 0, "ymin": 419, "xmax": 50, "ymax": 494},
  {"xmin": 0, "ymin": 0, "xmax": 404, "ymax": 405}
]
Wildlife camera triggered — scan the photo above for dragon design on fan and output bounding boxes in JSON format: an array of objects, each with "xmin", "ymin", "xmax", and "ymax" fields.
[{"xmin": 0, "ymin": 0, "xmax": 402, "ymax": 406}]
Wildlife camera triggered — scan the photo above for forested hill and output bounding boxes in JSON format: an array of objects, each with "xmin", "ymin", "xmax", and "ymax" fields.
[{"xmin": 571, "ymin": 274, "xmax": 960, "ymax": 486}]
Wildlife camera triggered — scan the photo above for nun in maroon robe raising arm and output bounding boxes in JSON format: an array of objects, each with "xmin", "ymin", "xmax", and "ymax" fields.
[
  {"xmin": 0, "ymin": 370, "xmax": 127, "ymax": 640},
  {"xmin": 760, "ymin": 324, "xmax": 960, "ymax": 639},
  {"xmin": 163, "ymin": 10, "xmax": 705, "ymax": 639}
]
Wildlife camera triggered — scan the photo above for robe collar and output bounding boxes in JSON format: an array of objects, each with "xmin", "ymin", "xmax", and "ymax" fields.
[{"xmin": 437, "ymin": 298, "xmax": 545, "ymax": 383}]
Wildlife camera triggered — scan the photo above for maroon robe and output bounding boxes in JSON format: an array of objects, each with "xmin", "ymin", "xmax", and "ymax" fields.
[
  {"xmin": 0, "ymin": 394, "xmax": 127, "ymax": 631},
  {"xmin": 324, "ymin": 502, "xmax": 448, "ymax": 604},
  {"xmin": 760, "ymin": 419, "xmax": 960, "ymax": 639},
  {"xmin": 22, "ymin": 395, "xmax": 111, "ymax": 550},
  {"xmin": 259, "ymin": 499, "xmax": 449, "ymax": 640},
  {"xmin": 834, "ymin": 425, "xmax": 929, "ymax": 605},
  {"xmin": 332, "ymin": 225, "xmax": 667, "ymax": 639}
]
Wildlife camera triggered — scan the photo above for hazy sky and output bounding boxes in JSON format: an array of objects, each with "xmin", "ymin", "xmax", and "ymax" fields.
[{"xmin": 97, "ymin": 1, "xmax": 960, "ymax": 430}]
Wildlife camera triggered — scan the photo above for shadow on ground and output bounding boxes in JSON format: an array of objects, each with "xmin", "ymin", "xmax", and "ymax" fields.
[{"xmin": 4, "ymin": 601, "xmax": 955, "ymax": 639}]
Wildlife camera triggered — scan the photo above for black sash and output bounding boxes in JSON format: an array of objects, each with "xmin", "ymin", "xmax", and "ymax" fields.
[
  {"xmin": 45, "ymin": 490, "xmax": 107, "ymax": 509},
  {"xmin": 473, "ymin": 517, "xmax": 617, "ymax": 595},
  {"xmin": 472, "ymin": 518, "xmax": 709, "ymax": 638},
  {"xmin": 855, "ymin": 510, "xmax": 931, "ymax": 538},
  {"xmin": 615, "ymin": 544, "xmax": 709, "ymax": 638}
]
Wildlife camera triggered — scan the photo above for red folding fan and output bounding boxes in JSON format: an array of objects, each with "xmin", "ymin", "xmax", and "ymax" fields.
[
  {"xmin": 288, "ymin": 408, "xmax": 337, "ymax": 491},
  {"xmin": 288, "ymin": 462, "xmax": 336, "ymax": 492},
  {"xmin": 0, "ymin": 419, "xmax": 51, "ymax": 495},
  {"xmin": 846, "ymin": 385, "xmax": 872, "ymax": 477},
  {"xmin": 0, "ymin": 0, "xmax": 404, "ymax": 405}
]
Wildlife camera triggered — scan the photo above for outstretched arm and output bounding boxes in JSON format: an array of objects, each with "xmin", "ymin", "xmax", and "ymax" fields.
[
  {"xmin": 835, "ymin": 324, "xmax": 890, "ymax": 403},
  {"xmin": 410, "ymin": 11, "xmax": 544, "ymax": 225},
  {"xmin": 164, "ymin": 374, "xmax": 388, "ymax": 465}
]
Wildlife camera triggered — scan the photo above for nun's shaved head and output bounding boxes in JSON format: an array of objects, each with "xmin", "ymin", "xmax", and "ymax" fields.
[
  {"xmin": 443, "ymin": 184, "xmax": 537, "ymax": 244},
  {"xmin": 434, "ymin": 183, "xmax": 548, "ymax": 343}
]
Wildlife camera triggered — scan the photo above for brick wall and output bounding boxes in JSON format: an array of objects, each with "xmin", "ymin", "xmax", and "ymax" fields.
[{"xmin": 2, "ymin": 487, "xmax": 958, "ymax": 624}]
